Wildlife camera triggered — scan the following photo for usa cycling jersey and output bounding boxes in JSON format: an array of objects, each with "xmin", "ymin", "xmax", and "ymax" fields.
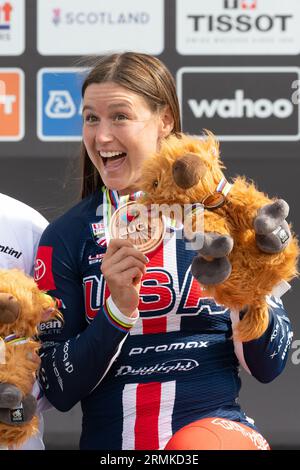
[{"xmin": 34, "ymin": 188, "xmax": 293, "ymax": 450}]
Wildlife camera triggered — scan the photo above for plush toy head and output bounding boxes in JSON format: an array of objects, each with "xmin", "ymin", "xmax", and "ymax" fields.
[
  {"xmin": 140, "ymin": 131, "xmax": 225, "ymax": 206},
  {"xmin": 0, "ymin": 269, "xmax": 61, "ymax": 449},
  {"xmin": 0, "ymin": 269, "xmax": 57, "ymax": 339}
]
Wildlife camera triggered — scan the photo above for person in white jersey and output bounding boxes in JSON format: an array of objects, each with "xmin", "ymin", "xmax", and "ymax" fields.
[{"xmin": 0, "ymin": 192, "xmax": 49, "ymax": 450}]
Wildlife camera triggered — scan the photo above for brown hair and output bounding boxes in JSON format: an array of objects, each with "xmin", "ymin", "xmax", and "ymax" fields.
[{"xmin": 80, "ymin": 52, "xmax": 182, "ymax": 199}]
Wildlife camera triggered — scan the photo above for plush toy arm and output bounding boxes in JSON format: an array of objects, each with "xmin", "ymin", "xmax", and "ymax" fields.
[
  {"xmin": 0, "ymin": 382, "xmax": 22, "ymax": 408},
  {"xmin": 231, "ymin": 296, "xmax": 293, "ymax": 383},
  {"xmin": 0, "ymin": 383, "xmax": 36, "ymax": 426},
  {"xmin": 190, "ymin": 210, "xmax": 233, "ymax": 285},
  {"xmin": 253, "ymin": 200, "xmax": 291, "ymax": 253}
]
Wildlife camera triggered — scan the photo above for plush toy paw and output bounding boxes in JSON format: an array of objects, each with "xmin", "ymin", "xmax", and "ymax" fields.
[
  {"xmin": 253, "ymin": 199, "xmax": 291, "ymax": 253},
  {"xmin": 0, "ymin": 383, "xmax": 22, "ymax": 408},
  {"xmin": 198, "ymin": 232, "xmax": 234, "ymax": 258},
  {"xmin": 256, "ymin": 220, "xmax": 291, "ymax": 254},
  {"xmin": 0, "ymin": 393, "xmax": 36, "ymax": 426},
  {"xmin": 191, "ymin": 255, "xmax": 232, "ymax": 285},
  {"xmin": 254, "ymin": 199, "xmax": 289, "ymax": 234}
]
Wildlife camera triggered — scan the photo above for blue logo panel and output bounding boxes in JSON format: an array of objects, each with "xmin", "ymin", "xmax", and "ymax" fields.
[{"xmin": 38, "ymin": 68, "xmax": 88, "ymax": 140}]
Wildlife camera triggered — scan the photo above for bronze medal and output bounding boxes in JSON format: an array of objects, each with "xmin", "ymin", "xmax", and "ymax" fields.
[{"xmin": 109, "ymin": 201, "xmax": 166, "ymax": 254}]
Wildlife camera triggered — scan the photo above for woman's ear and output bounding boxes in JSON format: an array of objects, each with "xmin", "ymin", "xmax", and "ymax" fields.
[{"xmin": 158, "ymin": 106, "xmax": 174, "ymax": 138}]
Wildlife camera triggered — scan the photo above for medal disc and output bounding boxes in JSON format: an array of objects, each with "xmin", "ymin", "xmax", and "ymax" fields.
[{"xmin": 109, "ymin": 201, "xmax": 166, "ymax": 254}]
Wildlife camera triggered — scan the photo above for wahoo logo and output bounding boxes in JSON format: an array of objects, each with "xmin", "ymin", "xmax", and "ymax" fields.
[
  {"xmin": 177, "ymin": 66, "xmax": 300, "ymax": 141},
  {"xmin": 188, "ymin": 90, "xmax": 293, "ymax": 119}
]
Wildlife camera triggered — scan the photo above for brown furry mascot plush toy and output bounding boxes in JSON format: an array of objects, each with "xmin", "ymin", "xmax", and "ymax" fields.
[
  {"xmin": 0, "ymin": 268, "xmax": 60, "ymax": 449},
  {"xmin": 139, "ymin": 132, "xmax": 299, "ymax": 342}
]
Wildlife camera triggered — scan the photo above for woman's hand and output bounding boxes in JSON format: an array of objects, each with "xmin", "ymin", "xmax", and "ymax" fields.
[{"xmin": 101, "ymin": 239, "xmax": 148, "ymax": 317}]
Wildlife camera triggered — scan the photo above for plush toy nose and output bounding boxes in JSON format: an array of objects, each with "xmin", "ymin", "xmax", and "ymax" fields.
[
  {"xmin": 0, "ymin": 293, "xmax": 20, "ymax": 324},
  {"xmin": 172, "ymin": 153, "xmax": 207, "ymax": 189}
]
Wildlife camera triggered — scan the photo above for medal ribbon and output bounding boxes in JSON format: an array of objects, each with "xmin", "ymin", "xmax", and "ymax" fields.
[
  {"xmin": 216, "ymin": 176, "xmax": 232, "ymax": 197},
  {"xmin": 102, "ymin": 186, "xmax": 144, "ymax": 244}
]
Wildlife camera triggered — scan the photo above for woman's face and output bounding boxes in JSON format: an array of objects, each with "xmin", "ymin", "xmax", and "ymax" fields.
[{"xmin": 82, "ymin": 82, "xmax": 172, "ymax": 195}]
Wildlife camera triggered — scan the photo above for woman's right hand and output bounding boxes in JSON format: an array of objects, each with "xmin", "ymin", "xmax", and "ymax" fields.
[{"xmin": 101, "ymin": 239, "xmax": 148, "ymax": 317}]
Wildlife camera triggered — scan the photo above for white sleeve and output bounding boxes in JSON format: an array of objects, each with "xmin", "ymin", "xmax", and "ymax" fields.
[{"xmin": 0, "ymin": 194, "xmax": 48, "ymax": 275}]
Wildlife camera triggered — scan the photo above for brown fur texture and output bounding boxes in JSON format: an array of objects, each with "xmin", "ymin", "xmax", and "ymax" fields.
[
  {"xmin": 139, "ymin": 132, "xmax": 299, "ymax": 342},
  {"xmin": 0, "ymin": 269, "xmax": 60, "ymax": 448}
]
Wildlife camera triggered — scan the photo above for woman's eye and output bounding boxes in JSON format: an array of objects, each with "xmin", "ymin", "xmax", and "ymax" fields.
[
  {"xmin": 113, "ymin": 114, "xmax": 128, "ymax": 122},
  {"xmin": 84, "ymin": 114, "xmax": 98, "ymax": 123}
]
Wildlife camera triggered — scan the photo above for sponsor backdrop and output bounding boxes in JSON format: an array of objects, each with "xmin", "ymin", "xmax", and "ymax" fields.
[{"xmin": 0, "ymin": 0, "xmax": 300, "ymax": 449}]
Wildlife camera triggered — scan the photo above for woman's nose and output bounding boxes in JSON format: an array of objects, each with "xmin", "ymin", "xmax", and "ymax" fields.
[{"xmin": 95, "ymin": 120, "xmax": 114, "ymax": 143}]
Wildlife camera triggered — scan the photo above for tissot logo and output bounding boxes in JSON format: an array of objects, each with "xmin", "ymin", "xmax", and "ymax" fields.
[
  {"xmin": 176, "ymin": 0, "xmax": 300, "ymax": 55},
  {"xmin": 186, "ymin": 12, "xmax": 291, "ymax": 33},
  {"xmin": 177, "ymin": 67, "xmax": 300, "ymax": 141}
]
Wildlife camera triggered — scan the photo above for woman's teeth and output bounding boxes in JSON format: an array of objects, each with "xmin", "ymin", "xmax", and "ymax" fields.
[
  {"xmin": 99, "ymin": 151, "xmax": 124, "ymax": 158},
  {"xmin": 98, "ymin": 151, "xmax": 127, "ymax": 166}
]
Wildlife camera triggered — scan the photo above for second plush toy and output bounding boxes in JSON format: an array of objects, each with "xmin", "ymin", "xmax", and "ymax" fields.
[{"xmin": 0, "ymin": 268, "xmax": 61, "ymax": 449}]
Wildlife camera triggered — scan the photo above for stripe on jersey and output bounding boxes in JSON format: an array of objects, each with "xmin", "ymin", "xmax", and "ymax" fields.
[
  {"xmin": 122, "ymin": 381, "xmax": 176, "ymax": 450},
  {"xmin": 143, "ymin": 245, "xmax": 164, "ymax": 333},
  {"xmin": 131, "ymin": 231, "xmax": 181, "ymax": 336},
  {"xmin": 122, "ymin": 383, "xmax": 137, "ymax": 450},
  {"xmin": 142, "ymin": 316, "xmax": 167, "ymax": 335},
  {"xmin": 136, "ymin": 383, "xmax": 161, "ymax": 449},
  {"xmin": 158, "ymin": 381, "xmax": 176, "ymax": 449}
]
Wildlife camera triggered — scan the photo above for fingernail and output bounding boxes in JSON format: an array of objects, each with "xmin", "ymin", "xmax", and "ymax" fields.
[{"xmin": 145, "ymin": 256, "xmax": 150, "ymax": 263}]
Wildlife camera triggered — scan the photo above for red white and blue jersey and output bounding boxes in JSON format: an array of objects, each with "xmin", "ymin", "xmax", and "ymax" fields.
[{"xmin": 35, "ymin": 189, "xmax": 293, "ymax": 450}]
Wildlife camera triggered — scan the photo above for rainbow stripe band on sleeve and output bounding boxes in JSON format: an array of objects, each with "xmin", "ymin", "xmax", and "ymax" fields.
[{"xmin": 103, "ymin": 300, "xmax": 134, "ymax": 333}]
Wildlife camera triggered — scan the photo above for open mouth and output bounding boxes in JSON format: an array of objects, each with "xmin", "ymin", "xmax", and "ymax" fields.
[{"xmin": 99, "ymin": 151, "xmax": 127, "ymax": 167}]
